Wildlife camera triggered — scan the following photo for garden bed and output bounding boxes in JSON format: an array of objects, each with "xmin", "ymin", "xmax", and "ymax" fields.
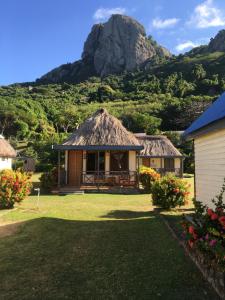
[{"xmin": 185, "ymin": 243, "xmax": 225, "ymax": 299}]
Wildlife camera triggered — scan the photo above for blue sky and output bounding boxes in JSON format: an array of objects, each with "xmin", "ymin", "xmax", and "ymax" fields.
[{"xmin": 1, "ymin": 0, "xmax": 225, "ymax": 85}]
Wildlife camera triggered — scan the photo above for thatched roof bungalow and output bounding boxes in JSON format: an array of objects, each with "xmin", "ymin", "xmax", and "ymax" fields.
[
  {"xmin": 0, "ymin": 135, "xmax": 16, "ymax": 170},
  {"xmin": 135, "ymin": 134, "xmax": 183, "ymax": 177},
  {"xmin": 53, "ymin": 109, "xmax": 143, "ymax": 188}
]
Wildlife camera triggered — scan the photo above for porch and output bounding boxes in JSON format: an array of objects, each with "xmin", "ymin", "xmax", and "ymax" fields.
[
  {"xmin": 140, "ymin": 157, "xmax": 184, "ymax": 178},
  {"xmin": 57, "ymin": 149, "xmax": 140, "ymax": 190}
]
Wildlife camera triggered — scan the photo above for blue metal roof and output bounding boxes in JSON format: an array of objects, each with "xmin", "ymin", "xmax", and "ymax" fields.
[{"xmin": 184, "ymin": 92, "xmax": 225, "ymax": 137}]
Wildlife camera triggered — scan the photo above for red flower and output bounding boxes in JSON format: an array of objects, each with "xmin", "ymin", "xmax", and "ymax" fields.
[
  {"xmin": 219, "ymin": 216, "xmax": 225, "ymax": 227},
  {"xmin": 211, "ymin": 213, "xmax": 218, "ymax": 221},
  {"xmin": 188, "ymin": 226, "xmax": 195, "ymax": 234},
  {"xmin": 207, "ymin": 208, "xmax": 213, "ymax": 216}
]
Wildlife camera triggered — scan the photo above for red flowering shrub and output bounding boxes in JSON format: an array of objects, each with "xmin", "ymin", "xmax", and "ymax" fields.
[
  {"xmin": 151, "ymin": 174, "xmax": 190, "ymax": 209},
  {"xmin": 139, "ymin": 166, "xmax": 160, "ymax": 192},
  {"xmin": 182, "ymin": 180, "xmax": 225, "ymax": 269},
  {"xmin": 0, "ymin": 169, "xmax": 32, "ymax": 209}
]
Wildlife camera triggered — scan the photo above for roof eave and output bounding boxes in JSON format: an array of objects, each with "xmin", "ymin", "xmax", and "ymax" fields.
[
  {"xmin": 138, "ymin": 155, "xmax": 183, "ymax": 158},
  {"xmin": 53, "ymin": 145, "xmax": 144, "ymax": 151},
  {"xmin": 183, "ymin": 117, "xmax": 225, "ymax": 141}
]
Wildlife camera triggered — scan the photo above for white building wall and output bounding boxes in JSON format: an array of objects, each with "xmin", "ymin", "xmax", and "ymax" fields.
[
  {"xmin": 194, "ymin": 128, "xmax": 225, "ymax": 207},
  {"xmin": 0, "ymin": 157, "xmax": 12, "ymax": 170}
]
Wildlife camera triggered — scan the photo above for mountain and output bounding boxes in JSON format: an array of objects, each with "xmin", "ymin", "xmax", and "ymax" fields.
[
  {"xmin": 37, "ymin": 14, "xmax": 171, "ymax": 84},
  {"xmin": 187, "ymin": 30, "xmax": 225, "ymax": 56}
]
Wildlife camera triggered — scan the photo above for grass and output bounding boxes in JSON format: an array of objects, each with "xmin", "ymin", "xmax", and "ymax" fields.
[{"xmin": 0, "ymin": 178, "xmax": 219, "ymax": 299}]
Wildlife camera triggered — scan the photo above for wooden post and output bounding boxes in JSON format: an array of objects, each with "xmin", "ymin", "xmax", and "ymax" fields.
[
  {"xmin": 137, "ymin": 151, "xmax": 140, "ymax": 189},
  {"xmin": 57, "ymin": 150, "xmax": 61, "ymax": 188},
  {"xmin": 180, "ymin": 157, "xmax": 184, "ymax": 178},
  {"xmin": 97, "ymin": 151, "xmax": 100, "ymax": 190},
  {"xmin": 160, "ymin": 157, "xmax": 163, "ymax": 176}
]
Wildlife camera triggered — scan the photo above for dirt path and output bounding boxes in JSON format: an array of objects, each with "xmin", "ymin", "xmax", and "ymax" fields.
[{"xmin": 0, "ymin": 221, "xmax": 24, "ymax": 238}]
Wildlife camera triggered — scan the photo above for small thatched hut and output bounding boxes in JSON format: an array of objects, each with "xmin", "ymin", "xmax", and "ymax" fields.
[
  {"xmin": 53, "ymin": 109, "xmax": 143, "ymax": 188},
  {"xmin": 0, "ymin": 135, "xmax": 16, "ymax": 170},
  {"xmin": 135, "ymin": 134, "xmax": 183, "ymax": 177}
]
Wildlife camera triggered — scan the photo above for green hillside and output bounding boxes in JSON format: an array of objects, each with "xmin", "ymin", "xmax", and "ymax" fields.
[{"xmin": 2, "ymin": 48, "xmax": 225, "ymax": 171}]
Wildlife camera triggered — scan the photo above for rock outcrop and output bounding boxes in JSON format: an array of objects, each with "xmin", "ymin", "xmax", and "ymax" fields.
[
  {"xmin": 38, "ymin": 14, "xmax": 171, "ymax": 84},
  {"xmin": 208, "ymin": 30, "xmax": 225, "ymax": 52}
]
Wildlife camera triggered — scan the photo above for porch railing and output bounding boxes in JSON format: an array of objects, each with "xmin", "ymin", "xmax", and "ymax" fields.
[{"xmin": 82, "ymin": 171, "xmax": 137, "ymax": 186}]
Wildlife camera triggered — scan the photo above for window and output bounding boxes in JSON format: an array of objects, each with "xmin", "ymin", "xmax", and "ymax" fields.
[
  {"xmin": 164, "ymin": 158, "xmax": 175, "ymax": 171},
  {"xmin": 86, "ymin": 151, "xmax": 105, "ymax": 173},
  {"xmin": 110, "ymin": 151, "xmax": 128, "ymax": 172}
]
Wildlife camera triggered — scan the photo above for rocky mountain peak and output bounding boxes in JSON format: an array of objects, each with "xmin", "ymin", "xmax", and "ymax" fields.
[
  {"xmin": 38, "ymin": 14, "xmax": 171, "ymax": 84},
  {"xmin": 208, "ymin": 29, "xmax": 225, "ymax": 52}
]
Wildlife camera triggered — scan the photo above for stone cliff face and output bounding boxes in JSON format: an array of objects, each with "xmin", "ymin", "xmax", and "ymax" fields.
[
  {"xmin": 38, "ymin": 14, "xmax": 171, "ymax": 83},
  {"xmin": 208, "ymin": 30, "xmax": 225, "ymax": 52}
]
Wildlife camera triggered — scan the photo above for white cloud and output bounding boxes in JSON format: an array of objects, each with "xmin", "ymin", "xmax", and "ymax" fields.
[
  {"xmin": 175, "ymin": 41, "xmax": 200, "ymax": 52},
  {"xmin": 93, "ymin": 7, "xmax": 126, "ymax": 21},
  {"xmin": 152, "ymin": 18, "xmax": 180, "ymax": 29},
  {"xmin": 188, "ymin": 0, "xmax": 225, "ymax": 28}
]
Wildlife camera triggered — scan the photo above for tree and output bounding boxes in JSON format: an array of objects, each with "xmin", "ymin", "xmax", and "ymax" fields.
[{"xmin": 192, "ymin": 64, "xmax": 206, "ymax": 80}]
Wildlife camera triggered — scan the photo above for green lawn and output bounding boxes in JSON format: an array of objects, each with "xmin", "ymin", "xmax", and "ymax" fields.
[{"xmin": 0, "ymin": 192, "xmax": 218, "ymax": 299}]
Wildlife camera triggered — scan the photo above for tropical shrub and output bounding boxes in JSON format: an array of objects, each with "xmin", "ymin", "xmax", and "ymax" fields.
[
  {"xmin": 139, "ymin": 166, "xmax": 160, "ymax": 192},
  {"xmin": 151, "ymin": 174, "xmax": 190, "ymax": 209},
  {"xmin": 182, "ymin": 180, "xmax": 225, "ymax": 269},
  {"xmin": 0, "ymin": 169, "xmax": 32, "ymax": 209},
  {"xmin": 40, "ymin": 167, "xmax": 58, "ymax": 191}
]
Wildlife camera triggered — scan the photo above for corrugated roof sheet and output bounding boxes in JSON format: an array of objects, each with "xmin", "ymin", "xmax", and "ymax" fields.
[{"xmin": 184, "ymin": 92, "xmax": 225, "ymax": 137}]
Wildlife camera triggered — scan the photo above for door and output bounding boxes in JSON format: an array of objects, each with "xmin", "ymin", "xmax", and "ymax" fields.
[
  {"xmin": 68, "ymin": 150, "xmax": 83, "ymax": 186},
  {"xmin": 164, "ymin": 158, "xmax": 175, "ymax": 172}
]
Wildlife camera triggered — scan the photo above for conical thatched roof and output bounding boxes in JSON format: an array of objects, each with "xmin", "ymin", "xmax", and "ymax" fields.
[
  {"xmin": 0, "ymin": 135, "xmax": 17, "ymax": 158},
  {"xmin": 135, "ymin": 134, "xmax": 183, "ymax": 157},
  {"xmin": 55, "ymin": 109, "xmax": 143, "ymax": 150}
]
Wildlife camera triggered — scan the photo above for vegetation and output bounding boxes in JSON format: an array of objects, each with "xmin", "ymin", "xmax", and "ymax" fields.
[
  {"xmin": 0, "ymin": 192, "xmax": 218, "ymax": 299},
  {"xmin": 182, "ymin": 180, "xmax": 225, "ymax": 270},
  {"xmin": 139, "ymin": 166, "xmax": 161, "ymax": 192},
  {"xmin": 39, "ymin": 168, "xmax": 58, "ymax": 191},
  {"xmin": 151, "ymin": 174, "xmax": 190, "ymax": 209},
  {"xmin": 0, "ymin": 170, "xmax": 32, "ymax": 209},
  {"xmin": 2, "ymin": 51, "xmax": 225, "ymax": 170}
]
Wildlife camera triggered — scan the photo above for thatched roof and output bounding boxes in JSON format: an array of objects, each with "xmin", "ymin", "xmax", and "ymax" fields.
[
  {"xmin": 54, "ymin": 109, "xmax": 143, "ymax": 150},
  {"xmin": 135, "ymin": 134, "xmax": 183, "ymax": 157},
  {"xmin": 0, "ymin": 135, "xmax": 17, "ymax": 158}
]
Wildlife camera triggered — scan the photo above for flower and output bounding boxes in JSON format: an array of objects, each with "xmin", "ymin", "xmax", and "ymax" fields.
[
  {"xmin": 209, "ymin": 239, "xmax": 217, "ymax": 247},
  {"xmin": 211, "ymin": 213, "xmax": 218, "ymax": 221},
  {"xmin": 188, "ymin": 226, "xmax": 195, "ymax": 235},
  {"xmin": 207, "ymin": 208, "xmax": 213, "ymax": 216},
  {"xmin": 219, "ymin": 216, "xmax": 225, "ymax": 227}
]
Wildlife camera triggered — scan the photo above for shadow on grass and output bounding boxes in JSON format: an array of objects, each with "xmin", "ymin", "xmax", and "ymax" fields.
[
  {"xmin": 100, "ymin": 210, "xmax": 154, "ymax": 219},
  {"xmin": 0, "ymin": 216, "xmax": 219, "ymax": 300}
]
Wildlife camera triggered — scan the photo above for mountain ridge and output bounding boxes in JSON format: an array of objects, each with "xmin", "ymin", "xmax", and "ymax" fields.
[{"xmin": 37, "ymin": 14, "xmax": 171, "ymax": 84}]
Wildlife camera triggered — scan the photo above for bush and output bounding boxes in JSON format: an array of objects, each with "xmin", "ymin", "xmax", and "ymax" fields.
[
  {"xmin": 0, "ymin": 169, "xmax": 32, "ymax": 209},
  {"xmin": 139, "ymin": 166, "xmax": 160, "ymax": 192},
  {"xmin": 151, "ymin": 174, "xmax": 190, "ymax": 209},
  {"xmin": 182, "ymin": 179, "xmax": 225, "ymax": 269},
  {"xmin": 40, "ymin": 168, "xmax": 58, "ymax": 192}
]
